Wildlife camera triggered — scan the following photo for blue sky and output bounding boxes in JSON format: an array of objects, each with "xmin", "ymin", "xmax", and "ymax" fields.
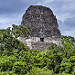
[{"xmin": 0, "ymin": 0, "xmax": 75, "ymax": 37}]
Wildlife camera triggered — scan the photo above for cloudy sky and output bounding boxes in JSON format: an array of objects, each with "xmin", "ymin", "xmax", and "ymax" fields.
[{"xmin": 0, "ymin": 0, "xmax": 75, "ymax": 37}]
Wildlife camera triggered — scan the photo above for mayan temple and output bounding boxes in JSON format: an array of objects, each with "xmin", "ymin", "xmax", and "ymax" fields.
[{"xmin": 19, "ymin": 5, "xmax": 63, "ymax": 51}]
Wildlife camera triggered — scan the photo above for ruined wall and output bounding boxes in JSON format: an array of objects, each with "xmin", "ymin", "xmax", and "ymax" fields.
[
  {"xmin": 19, "ymin": 36, "xmax": 63, "ymax": 51},
  {"xmin": 21, "ymin": 5, "xmax": 61, "ymax": 38},
  {"xmin": 19, "ymin": 5, "xmax": 63, "ymax": 51}
]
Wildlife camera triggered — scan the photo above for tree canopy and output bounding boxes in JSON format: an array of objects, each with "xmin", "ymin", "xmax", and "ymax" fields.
[{"xmin": 0, "ymin": 25, "xmax": 75, "ymax": 75}]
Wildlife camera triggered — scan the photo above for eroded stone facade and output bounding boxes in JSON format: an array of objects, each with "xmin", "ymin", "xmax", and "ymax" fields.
[{"xmin": 19, "ymin": 5, "xmax": 63, "ymax": 51}]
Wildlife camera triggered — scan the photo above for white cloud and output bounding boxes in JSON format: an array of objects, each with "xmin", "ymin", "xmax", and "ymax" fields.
[
  {"xmin": 36, "ymin": 0, "xmax": 55, "ymax": 6},
  {"xmin": 0, "ymin": 18, "xmax": 9, "ymax": 24},
  {"xmin": 61, "ymin": 0, "xmax": 75, "ymax": 12},
  {"xmin": 57, "ymin": 13, "xmax": 73, "ymax": 22},
  {"xmin": 62, "ymin": 29, "xmax": 75, "ymax": 37},
  {"xmin": 0, "ymin": 14, "xmax": 22, "ymax": 29},
  {"xmin": 41, "ymin": 0, "xmax": 55, "ymax": 4}
]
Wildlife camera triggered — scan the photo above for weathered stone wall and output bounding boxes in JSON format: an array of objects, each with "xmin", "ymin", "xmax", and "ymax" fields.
[
  {"xmin": 19, "ymin": 36, "xmax": 63, "ymax": 51},
  {"xmin": 31, "ymin": 37, "xmax": 63, "ymax": 51},
  {"xmin": 31, "ymin": 42, "xmax": 52, "ymax": 51},
  {"xmin": 21, "ymin": 5, "xmax": 61, "ymax": 38},
  {"xmin": 19, "ymin": 5, "xmax": 63, "ymax": 51}
]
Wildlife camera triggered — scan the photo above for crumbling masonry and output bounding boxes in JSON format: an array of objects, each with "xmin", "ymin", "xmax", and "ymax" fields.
[{"xmin": 19, "ymin": 5, "xmax": 63, "ymax": 51}]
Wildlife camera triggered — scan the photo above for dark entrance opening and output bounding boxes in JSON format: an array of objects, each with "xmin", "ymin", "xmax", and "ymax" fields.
[{"xmin": 40, "ymin": 38, "xmax": 44, "ymax": 42}]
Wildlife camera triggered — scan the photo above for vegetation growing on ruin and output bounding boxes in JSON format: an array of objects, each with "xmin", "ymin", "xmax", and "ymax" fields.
[{"xmin": 0, "ymin": 25, "xmax": 75, "ymax": 75}]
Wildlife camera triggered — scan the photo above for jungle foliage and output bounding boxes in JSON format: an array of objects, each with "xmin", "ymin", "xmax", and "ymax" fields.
[{"xmin": 0, "ymin": 25, "xmax": 75, "ymax": 75}]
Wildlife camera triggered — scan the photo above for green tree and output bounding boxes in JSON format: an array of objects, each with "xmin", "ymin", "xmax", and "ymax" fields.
[{"xmin": 0, "ymin": 24, "xmax": 30, "ymax": 56}]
